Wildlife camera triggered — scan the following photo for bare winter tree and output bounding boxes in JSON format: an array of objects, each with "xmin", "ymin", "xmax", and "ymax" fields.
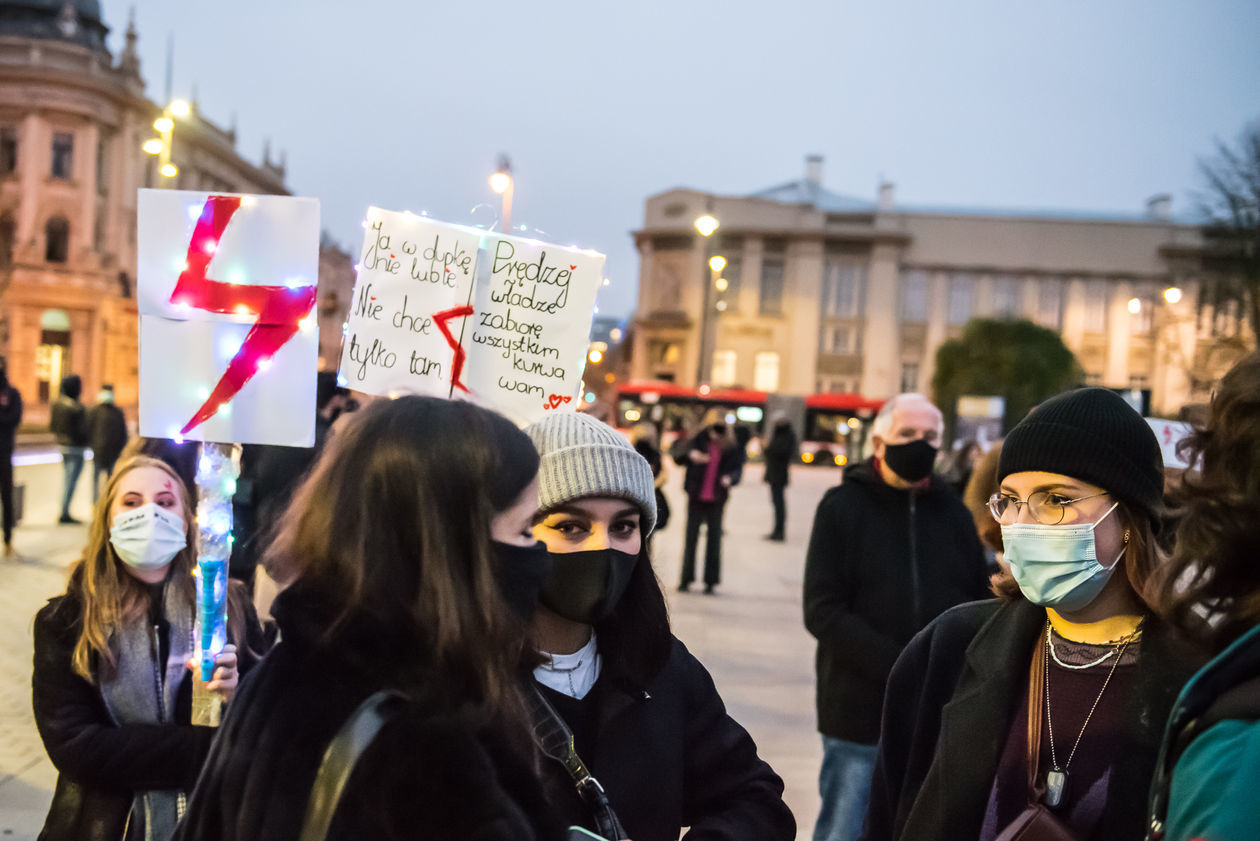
[{"xmin": 1197, "ymin": 119, "xmax": 1260, "ymax": 341}]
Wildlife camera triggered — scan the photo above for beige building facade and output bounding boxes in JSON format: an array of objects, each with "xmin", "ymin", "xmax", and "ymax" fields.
[
  {"xmin": 631, "ymin": 157, "xmax": 1253, "ymax": 416},
  {"xmin": 0, "ymin": 1, "xmax": 293, "ymax": 425}
]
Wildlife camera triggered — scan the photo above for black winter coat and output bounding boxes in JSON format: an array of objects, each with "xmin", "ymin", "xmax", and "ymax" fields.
[
  {"xmin": 0, "ymin": 381, "xmax": 22, "ymax": 449},
  {"xmin": 675, "ymin": 432, "xmax": 743, "ymax": 506},
  {"xmin": 87, "ymin": 403, "xmax": 128, "ymax": 466},
  {"xmin": 803, "ymin": 459, "xmax": 989, "ymax": 743},
  {"xmin": 861, "ymin": 599, "xmax": 1205, "ymax": 841},
  {"xmin": 762, "ymin": 424, "xmax": 797, "ymax": 487},
  {"xmin": 32, "ymin": 586, "xmax": 265, "ymax": 841},
  {"xmin": 172, "ymin": 583, "xmax": 564, "ymax": 841},
  {"xmin": 50, "ymin": 396, "xmax": 88, "ymax": 448},
  {"xmin": 540, "ymin": 637, "xmax": 795, "ymax": 841}
]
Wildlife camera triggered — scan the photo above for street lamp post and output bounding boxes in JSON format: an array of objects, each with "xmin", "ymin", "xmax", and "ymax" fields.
[
  {"xmin": 693, "ymin": 206, "xmax": 721, "ymax": 387},
  {"xmin": 143, "ymin": 98, "xmax": 190, "ymax": 188},
  {"xmin": 490, "ymin": 155, "xmax": 514, "ymax": 233}
]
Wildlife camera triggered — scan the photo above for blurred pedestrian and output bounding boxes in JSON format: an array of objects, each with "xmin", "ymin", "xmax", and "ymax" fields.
[
  {"xmin": 49, "ymin": 373, "xmax": 88, "ymax": 524},
  {"xmin": 173, "ymin": 396, "xmax": 563, "ymax": 841},
  {"xmin": 945, "ymin": 439, "xmax": 983, "ymax": 497},
  {"xmin": 0, "ymin": 357, "xmax": 22, "ymax": 558},
  {"xmin": 87, "ymin": 383, "xmax": 128, "ymax": 500},
  {"xmin": 762, "ymin": 413, "xmax": 797, "ymax": 541},
  {"xmin": 675, "ymin": 408, "xmax": 743, "ymax": 594},
  {"xmin": 1147, "ymin": 351, "xmax": 1260, "ymax": 841},
  {"xmin": 32, "ymin": 455, "xmax": 264, "ymax": 841},
  {"xmin": 804, "ymin": 393, "xmax": 988, "ymax": 841},
  {"xmin": 524, "ymin": 411, "xmax": 795, "ymax": 841},
  {"xmin": 630, "ymin": 421, "xmax": 670, "ymax": 533},
  {"xmin": 863, "ymin": 388, "xmax": 1205, "ymax": 841}
]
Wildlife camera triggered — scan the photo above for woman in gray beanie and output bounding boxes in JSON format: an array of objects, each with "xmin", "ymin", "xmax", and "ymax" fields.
[
  {"xmin": 861, "ymin": 388, "xmax": 1205, "ymax": 841},
  {"xmin": 523, "ymin": 411, "xmax": 795, "ymax": 841}
]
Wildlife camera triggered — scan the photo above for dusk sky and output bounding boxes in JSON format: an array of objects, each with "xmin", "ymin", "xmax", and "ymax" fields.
[{"xmin": 102, "ymin": 0, "xmax": 1260, "ymax": 318}]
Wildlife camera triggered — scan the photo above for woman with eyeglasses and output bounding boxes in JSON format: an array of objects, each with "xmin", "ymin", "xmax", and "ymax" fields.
[{"xmin": 861, "ymin": 388, "xmax": 1205, "ymax": 841}]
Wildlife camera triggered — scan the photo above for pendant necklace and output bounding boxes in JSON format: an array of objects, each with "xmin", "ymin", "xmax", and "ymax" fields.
[{"xmin": 1041, "ymin": 620, "xmax": 1139, "ymax": 808}]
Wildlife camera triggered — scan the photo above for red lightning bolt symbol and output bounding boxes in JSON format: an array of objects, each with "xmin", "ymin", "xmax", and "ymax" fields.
[
  {"xmin": 433, "ymin": 304, "xmax": 474, "ymax": 394},
  {"xmin": 170, "ymin": 195, "xmax": 317, "ymax": 435}
]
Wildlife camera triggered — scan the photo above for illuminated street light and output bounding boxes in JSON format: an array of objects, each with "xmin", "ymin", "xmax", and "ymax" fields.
[
  {"xmin": 489, "ymin": 154, "xmax": 513, "ymax": 232},
  {"xmin": 1128, "ymin": 297, "xmax": 1142, "ymax": 314},
  {"xmin": 489, "ymin": 171, "xmax": 511, "ymax": 194},
  {"xmin": 168, "ymin": 99, "xmax": 191, "ymax": 118},
  {"xmin": 160, "ymin": 163, "xmax": 178, "ymax": 178},
  {"xmin": 714, "ymin": 277, "xmax": 729, "ymax": 292},
  {"xmin": 1164, "ymin": 286, "xmax": 1183, "ymax": 304},
  {"xmin": 154, "ymin": 116, "xmax": 173, "ymax": 133},
  {"xmin": 715, "ymin": 300, "xmax": 728, "ymax": 311},
  {"xmin": 694, "ymin": 214, "xmax": 719, "ymax": 237},
  {"xmin": 142, "ymin": 139, "xmax": 164, "ymax": 155},
  {"xmin": 709, "ymin": 255, "xmax": 726, "ymax": 273},
  {"xmin": 588, "ymin": 349, "xmax": 603, "ymax": 364}
]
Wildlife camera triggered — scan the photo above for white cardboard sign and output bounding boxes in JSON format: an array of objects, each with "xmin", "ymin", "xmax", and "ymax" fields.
[
  {"xmin": 1146, "ymin": 417, "xmax": 1195, "ymax": 470},
  {"xmin": 137, "ymin": 189, "xmax": 319, "ymax": 446}
]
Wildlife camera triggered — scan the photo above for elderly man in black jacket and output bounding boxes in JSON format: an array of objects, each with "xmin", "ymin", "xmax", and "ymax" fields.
[{"xmin": 803, "ymin": 393, "xmax": 988, "ymax": 841}]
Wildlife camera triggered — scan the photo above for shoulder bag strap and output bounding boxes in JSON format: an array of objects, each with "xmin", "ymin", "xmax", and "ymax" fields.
[
  {"xmin": 1027, "ymin": 629, "xmax": 1046, "ymax": 799},
  {"xmin": 299, "ymin": 690, "xmax": 407, "ymax": 841}
]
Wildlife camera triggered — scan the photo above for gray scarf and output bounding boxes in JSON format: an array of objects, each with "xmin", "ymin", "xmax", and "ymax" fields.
[{"xmin": 98, "ymin": 577, "xmax": 195, "ymax": 841}]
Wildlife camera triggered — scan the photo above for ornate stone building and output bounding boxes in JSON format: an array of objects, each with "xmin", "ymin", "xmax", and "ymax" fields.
[
  {"xmin": 0, "ymin": 0, "xmax": 290, "ymax": 425},
  {"xmin": 631, "ymin": 156, "xmax": 1254, "ymax": 416}
]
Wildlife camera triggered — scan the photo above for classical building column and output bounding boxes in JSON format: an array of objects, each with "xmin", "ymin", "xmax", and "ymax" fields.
[
  {"xmin": 1104, "ymin": 280, "xmax": 1133, "ymax": 387},
  {"xmin": 860, "ymin": 242, "xmax": 901, "ymax": 397},
  {"xmin": 785, "ymin": 237, "xmax": 823, "ymax": 394},
  {"xmin": 920, "ymin": 271, "xmax": 949, "ymax": 394}
]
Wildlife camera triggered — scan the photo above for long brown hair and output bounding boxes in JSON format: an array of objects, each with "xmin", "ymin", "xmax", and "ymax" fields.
[
  {"xmin": 265, "ymin": 396, "xmax": 539, "ymax": 725},
  {"xmin": 1155, "ymin": 352, "xmax": 1260, "ymax": 649}
]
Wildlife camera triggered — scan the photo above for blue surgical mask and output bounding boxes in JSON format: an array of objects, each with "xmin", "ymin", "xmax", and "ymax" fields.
[{"xmin": 1000, "ymin": 503, "xmax": 1125, "ymax": 612}]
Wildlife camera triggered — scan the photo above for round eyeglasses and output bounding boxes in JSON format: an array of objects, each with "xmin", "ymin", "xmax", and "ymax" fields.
[{"xmin": 988, "ymin": 491, "xmax": 1110, "ymax": 526}]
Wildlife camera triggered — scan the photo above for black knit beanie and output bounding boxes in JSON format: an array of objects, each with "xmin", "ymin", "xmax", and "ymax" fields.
[{"xmin": 998, "ymin": 387, "xmax": 1164, "ymax": 520}]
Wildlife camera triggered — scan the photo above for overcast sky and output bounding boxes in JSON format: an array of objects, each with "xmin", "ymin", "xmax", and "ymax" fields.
[{"xmin": 102, "ymin": 0, "xmax": 1259, "ymax": 318}]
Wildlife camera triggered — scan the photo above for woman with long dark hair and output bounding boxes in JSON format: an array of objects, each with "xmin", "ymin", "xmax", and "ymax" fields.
[
  {"xmin": 33, "ymin": 455, "xmax": 263, "ymax": 841},
  {"xmin": 862, "ymin": 388, "xmax": 1204, "ymax": 841},
  {"xmin": 523, "ymin": 411, "xmax": 795, "ymax": 841},
  {"xmin": 172, "ymin": 396, "xmax": 562, "ymax": 841},
  {"xmin": 1146, "ymin": 351, "xmax": 1260, "ymax": 841}
]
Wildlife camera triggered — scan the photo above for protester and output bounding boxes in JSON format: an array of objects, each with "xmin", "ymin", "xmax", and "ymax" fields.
[
  {"xmin": 945, "ymin": 439, "xmax": 983, "ymax": 497},
  {"xmin": 32, "ymin": 455, "xmax": 263, "ymax": 841},
  {"xmin": 1147, "ymin": 351, "xmax": 1260, "ymax": 841},
  {"xmin": 863, "ymin": 387, "xmax": 1205, "ymax": 841},
  {"xmin": 50, "ymin": 373, "xmax": 88, "ymax": 524},
  {"xmin": 0, "ymin": 357, "xmax": 22, "ymax": 558},
  {"xmin": 804, "ymin": 392, "xmax": 988, "ymax": 841},
  {"xmin": 675, "ymin": 408, "xmax": 743, "ymax": 594},
  {"xmin": 524, "ymin": 411, "xmax": 796, "ymax": 841},
  {"xmin": 173, "ymin": 396, "xmax": 564, "ymax": 841},
  {"xmin": 87, "ymin": 384, "xmax": 128, "ymax": 500},
  {"xmin": 963, "ymin": 440, "xmax": 1005, "ymax": 558},
  {"xmin": 629, "ymin": 421, "xmax": 669, "ymax": 533},
  {"xmin": 762, "ymin": 413, "xmax": 797, "ymax": 541}
]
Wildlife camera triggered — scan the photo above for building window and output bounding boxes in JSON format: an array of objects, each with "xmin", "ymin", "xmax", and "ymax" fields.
[
  {"xmin": 45, "ymin": 217, "xmax": 69, "ymax": 263},
  {"xmin": 0, "ymin": 128, "xmax": 16, "ymax": 175},
  {"xmin": 754, "ymin": 351, "xmax": 780, "ymax": 392},
  {"xmin": 96, "ymin": 134, "xmax": 109, "ymax": 194},
  {"xmin": 992, "ymin": 275, "xmax": 1021, "ymax": 318},
  {"xmin": 823, "ymin": 325, "xmax": 856, "ymax": 354},
  {"xmin": 900, "ymin": 362, "xmax": 920, "ymax": 393},
  {"xmin": 901, "ymin": 271, "xmax": 928, "ymax": 322},
  {"xmin": 1085, "ymin": 371, "xmax": 1102, "ymax": 386},
  {"xmin": 824, "ymin": 261, "xmax": 866, "ymax": 317},
  {"xmin": 947, "ymin": 274, "xmax": 973, "ymax": 325},
  {"xmin": 1037, "ymin": 278, "xmax": 1064, "ymax": 329},
  {"xmin": 1084, "ymin": 280, "xmax": 1108, "ymax": 332},
  {"xmin": 51, "ymin": 132, "xmax": 73, "ymax": 180},
  {"xmin": 759, "ymin": 241, "xmax": 786, "ymax": 316},
  {"xmin": 711, "ymin": 350, "xmax": 737, "ymax": 387},
  {"xmin": 0, "ymin": 216, "xmax": 13, "ymax": 267}
]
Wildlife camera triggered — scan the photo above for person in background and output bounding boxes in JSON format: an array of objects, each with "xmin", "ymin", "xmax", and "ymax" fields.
[
  {"xmin": 630, "ymin": 421, "xmax": 669, "ymax": 534},
  {"xmin": 1147, "ymin": 351, "xmax": 1260, "ymax": 841},
  {"xmin": 0, "ymin": 357, "xmax": 22, "ymax": 558},
  {"xmin": 675, "ymin": 408, "xmax": 743, "ymax": 595},
  {"xmin": 524, "ymin": 412, "xmax": 795, "ymax": 841},
  {"xmin": 32, "ymin": 455, "xmax": 263, "ymax": 841},
  {"xmin": 50, "ymin": 373, "xmax": 88, "ymax": 524},
  {"xmin": 88, "ymin": 384, "xmax": 128, "ymax": 501},
  {"xmin": 946, "ymin": 439, "xmax": 984, "ymax": 498},
  {"xmin": 762, "ymin": 413, "xmax": 797, "ymax": 542},
  {"xmin": 963, "ymin": 440, "xmax": 1005, "ymax": 576},
  {"xmin": 804, "ymin": 393, "xmax": 988, "ymax": 841},
  {"xmin": 862, "ymin": 388, "xmax": 1205, "ymax": 841}
]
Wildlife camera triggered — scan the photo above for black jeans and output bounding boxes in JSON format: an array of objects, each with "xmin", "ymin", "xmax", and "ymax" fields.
[
  {"xmin": 0, "ymin": 449, "xmax": 12, "ymax": 544},
  {"xmin": 681, "ymin": 500, "xmax": 725, "ymax": 587},
  {"xmin": 769, "ymin": 482, "xmax": 786, "ymax": 538}
]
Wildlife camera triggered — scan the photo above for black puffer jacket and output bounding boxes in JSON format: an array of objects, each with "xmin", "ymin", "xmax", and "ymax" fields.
[
  {"xmin": 32, "ymin": 584, "xmax": 265, "ymax": 841},
  {"xmin": 172, "ymin": 582, "xmax": 564, "ymax": 841},
  {"xmin": 803, "ymin": 458, "xmax": 989, "ymax": 743},
  {"xmin": 539, "ymin": 636, "xmax": 796, "ymax": 841}
]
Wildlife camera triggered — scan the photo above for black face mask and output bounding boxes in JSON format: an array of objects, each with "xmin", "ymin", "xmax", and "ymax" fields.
[
  {"xmin": 711, "ymin": 424, "xmax": 726, "ymax": 436},
  {"xmin": 539, "ymin": 548, "xmax": 639, "ymax": 625},
  {"xmin": 491, "ymin": 540, "xmax": 552, "ymax": 621},
  {"xmin": 882, "ymin": 439, "xmax": 938, "ymax": 483}
]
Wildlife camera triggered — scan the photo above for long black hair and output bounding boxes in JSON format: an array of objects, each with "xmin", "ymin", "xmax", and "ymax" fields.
[{"xmin": 594, "ymin": 528, "xmax": 673, "ymax": 688}]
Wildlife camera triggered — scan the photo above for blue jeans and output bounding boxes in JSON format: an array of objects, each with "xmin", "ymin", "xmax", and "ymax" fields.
[
  {"xmin": 59, "ymin": 447, "xmax": 85, "ymax": 520},
  {"xmin": 814, "ymin": 736, "xmax": 879, "ymax": 841}
]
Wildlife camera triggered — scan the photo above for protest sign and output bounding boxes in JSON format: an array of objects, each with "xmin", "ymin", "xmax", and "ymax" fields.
[
  {"xmin": 137, "ymin": 189, "xmax": 320, "ymax": 446},
  {"xmin": 1146, "ymin": 417, "xmax": 1195, "ymax": 469}
]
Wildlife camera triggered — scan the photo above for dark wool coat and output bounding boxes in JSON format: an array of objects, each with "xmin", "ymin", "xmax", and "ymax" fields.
[
  {"xmin": 540, "ymin": 637, "xmax": 796, "ymax": 841},
  {"xmin": 171, "ymin": 583, "xmax": 564, "ymax": 841},
  {"xmin": 675, "ymin": 432, "xmax": 743, "ymax": 506},
  {"xmin": 804, "ymin": 459, "xmax": 989, "ymax": 744},
  {"xmin": 87, "ymin": 403, "xmax": 128, "ymax": 466},
  {"xmin": 861, "ymin": 599, "xmax": 1205, "ymax": 841},
  {"xmin": 762, "ymin": 424, "xmax": 797, "ymax": 487},
  {"xmin": 32, "ymin": 587, "xmax": 265, "ymax": 841}
]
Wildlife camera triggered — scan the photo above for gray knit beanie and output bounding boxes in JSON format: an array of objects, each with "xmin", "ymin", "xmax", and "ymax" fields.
[{"xmin": 524, "ymin": 412, "xmax": 657, "ymax": 534}]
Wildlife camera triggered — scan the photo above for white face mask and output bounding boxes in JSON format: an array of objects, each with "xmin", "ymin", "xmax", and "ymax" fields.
[
  {"xmin": 1000, "ymin": 502, "xmax": 1125, "ymax": 612},
  {"xmin": 109, "ymin": 503, "xmax": 187, "ymax": 570}
]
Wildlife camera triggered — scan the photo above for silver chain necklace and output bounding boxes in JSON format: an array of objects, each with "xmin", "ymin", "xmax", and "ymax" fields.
[
  {"xmin": 540, "ymin": 655, "xmax": 584, "ymax": 698},
  {"xmin": 1041, "ymin": 620, "xmax": 1140, "ymax": 808}
]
